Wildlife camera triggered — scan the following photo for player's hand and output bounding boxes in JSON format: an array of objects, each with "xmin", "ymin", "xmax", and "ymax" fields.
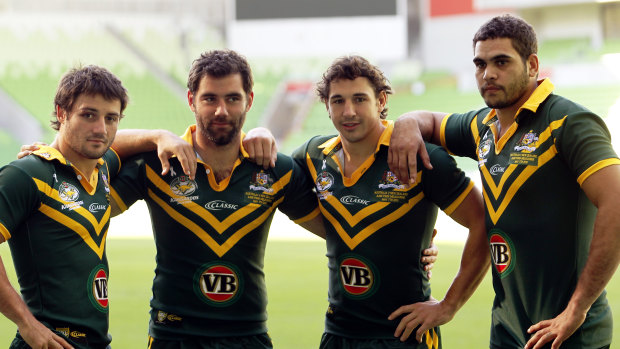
[
  {"xmin": 388, "ymin": 297, "xmax": 454, "ymax": 343},
  {"xmin": 19, "ymin": 318, "xmax": 74, "ymax": 348},
  {"xmin": 421, "ymin": 229, "xmax": 438, "ymax": 279},
  {"xmin": 524, "ymin": 307, "xmax": 586, "ymax": 349},
  {"xmin": 388, "ymin": 115, "xmax": 432, "ymax": 185},
  {"xmin": 243, "ymin": 127, "xmax": 277, "ymax": 169},
  {"xmin": 17, "ymin": 142, "xmax": 46, "ymax": 159},
  {"xmin": 156, "ymin": 131, "xmax": 197, "ymax": 179}
]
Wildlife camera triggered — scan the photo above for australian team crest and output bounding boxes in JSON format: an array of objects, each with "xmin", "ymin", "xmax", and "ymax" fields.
[
  {"xmin": 58, "ymin": 182, "xmax": 80, "ymax": 202},
  {"xmin": 170, "ymin": 176, "xmax": 197, "ymax": 197},
  {"xmin": 514, "ymin": 130, "xmax": 539, "ymax": 153},
  {"xmin": 315, "ymin": 171, "xmax": 334, "ymax": 192},
  {"xmin": 249, "ymin": 171, "xmax": 274, "ymax": 193},
  {"xmin": 478, "ymin": 137, "xmax": 493, "ymax": 164},
  {"xmin": 378, "ymin": 170, "xmax": 404, "ymax": 189}
]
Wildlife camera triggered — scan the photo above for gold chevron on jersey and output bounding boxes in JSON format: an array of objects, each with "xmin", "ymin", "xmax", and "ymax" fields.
[
  {"xmin": 143, "ymin": 164, "xmax": 287, "ymax": 257},
  {"xmin": 321, "ymin": 191, "xmax": 423, "ymax": 250},
  {"xmin": 32, "ymin": 178, "xmax": 109, "ymax": 258}
]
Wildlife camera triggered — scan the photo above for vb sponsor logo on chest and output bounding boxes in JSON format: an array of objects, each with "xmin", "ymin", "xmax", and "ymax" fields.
[{"xmin": 194, "ymin": 263, "xmax": 243, "ymax": 306}]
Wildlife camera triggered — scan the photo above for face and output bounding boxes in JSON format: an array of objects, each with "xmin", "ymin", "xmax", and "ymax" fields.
[
  {"xmin": 473, "ymin": 37, "xmax": 536, "ymax": 110},
  {"xmin": 326, "ymin": 77, "xmax": 386, "ymax": 145},
  {"xmin": 189, "ymin": 73, "xmax": 253, "ymax": 146},
  {"xmin": 58, "ymin": 94, "xmax": 121, "ymax": 160}
]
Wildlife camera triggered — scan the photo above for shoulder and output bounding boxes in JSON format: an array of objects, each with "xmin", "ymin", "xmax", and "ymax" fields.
[
  {"xmin": 541, "ymin": 94, "xmax": 592, "ymax": 120},
  {"xmin": 4, "ymin": 154, "xmax": 52, "ymax": 178}
]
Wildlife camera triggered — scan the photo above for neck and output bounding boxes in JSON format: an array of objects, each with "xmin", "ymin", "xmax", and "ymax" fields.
[
  {"xmin": 51, "ymin": 139, "xmax": 99, "ymax": 180},
  {"xmin": 193, "ymin": 131, "xmax": 241, "ymax": 180},
  {"xmin": 495, "ymin": 80, "xmax": 539, "ymax": 138},
  {"xmin": 339, "ymin": 123, "xmax": 384, "ymax": 176}
]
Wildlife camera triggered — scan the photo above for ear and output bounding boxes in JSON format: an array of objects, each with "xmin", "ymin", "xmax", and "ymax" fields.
[
  {"xmin": 187, "ymin": 90, "xmax": 196, "ymax": 113},
  {"xmin": 245, "ymin": 91, "xmax": 254, "ymax": 112},
  {"xmin": 56, "ymin": 105, "xmax": 66, "ymax": 124},
  {"xmin": 377, "ymin": 90, "xmax": 387, "ymax": 112},
  {"xmin": 527, "ymin": 54, "xmax": 539, "ymax": 78}
]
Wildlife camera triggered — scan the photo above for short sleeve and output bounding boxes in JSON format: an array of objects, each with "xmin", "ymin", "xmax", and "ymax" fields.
[
  {"xmin": 555, "ymin": 112, "xmax": 620, "ymax": 185},
  {"xmin": 109, "ymin": 154, "xmax": 148, "ymax": 213},
  {"xmin": 442, "ymin": 110, "xmax": 487, "ymax": 160},
  {"xmin": 103, "ymin": 148, "xmax": 121, "ymax": 178},
  {"xmin": 0, "ymin": 164, "xmax": 40, "ymax": 240},
  {"xmin": 276, "ymin": 154, "xmax": 319, "ymax": 222},
  {"xmin": 422, "ymin": 144, "xmax": 473, "ymax": 215}
]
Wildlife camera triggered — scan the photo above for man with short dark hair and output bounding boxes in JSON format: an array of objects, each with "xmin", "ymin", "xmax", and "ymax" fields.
[
  {"xmin": 388, "ymin": 14, "xmax": 620, "ymax": 349},
  {"xmin": 293, "ymin": 55, "xmax": 489, "ymax": 348},
  {"xmin": 0, "ymin": 65, "xmax": 128, "ymax": 348}
]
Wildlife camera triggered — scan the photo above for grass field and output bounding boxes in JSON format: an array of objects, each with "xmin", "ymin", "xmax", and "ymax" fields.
[{"xmin": 0, "ymin": 238, "xmax": 617, "ymax": 348}]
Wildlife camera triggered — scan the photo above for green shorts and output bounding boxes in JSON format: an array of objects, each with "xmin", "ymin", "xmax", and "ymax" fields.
[
  {"xmin": 319, "ymin": 329, "xmax": 441, "ymax": 349},
  {"xmin": 147, "ymin": 333, "xmax": 273, "ymax": 349}
]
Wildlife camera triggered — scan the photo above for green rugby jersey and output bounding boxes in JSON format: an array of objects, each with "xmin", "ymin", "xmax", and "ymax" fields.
[
  {"xmin": 0, "ymin": 146, "xmax": 119, "ymax": 348},
  {"xmin": 110, "ymin": 125, "xmax": 319, "ymax": 339},
  {"xmin": 440, "ymin": 79, "xmax": 619, "ymax": 348},
  {"xmin": 293, "ymin": 121, "xmax": 473, "ymax": 345}
]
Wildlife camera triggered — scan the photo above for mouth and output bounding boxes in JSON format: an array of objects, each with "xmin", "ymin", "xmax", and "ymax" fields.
[
  {"xmin": 341, "ymin": 122, "xmax": 359, "ymax": 130},
  {"xmin": 483, "ymin": 85, "xmax": 502, "ymax": 93}
]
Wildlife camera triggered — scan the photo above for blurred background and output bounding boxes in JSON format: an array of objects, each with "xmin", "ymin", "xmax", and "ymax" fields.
[{"xmin": 0, "ymin": 0, "xmax": 619, "ymax": 347}]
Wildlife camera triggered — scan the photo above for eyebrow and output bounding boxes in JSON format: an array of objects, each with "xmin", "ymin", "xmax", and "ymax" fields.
[
  {"xmin": 473, "ymin": 54, "xmax": 513, "ymax": 64},
  {"xmin": 329, "ymin": 92, "xmax": 370, "ymax": 100},
  {"xmin": 78, "ymin": 107, "xmax": 120, "ymax": 117}
]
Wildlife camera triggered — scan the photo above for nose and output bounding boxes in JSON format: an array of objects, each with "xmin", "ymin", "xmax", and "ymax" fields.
[
  {"xmin": 93, "ymin": 116, "xmax": 107, "ymax": 135},
  {"xmin": 215, "ymin": 100, "xmax": 229, "ymax": 116},
  {"xmin": 343, "ymin": 99, "xmax": 355, "ymax": 117},
  {"xmin": 483, "ymin": 66, "xmax": 497, "ymax": 81}
]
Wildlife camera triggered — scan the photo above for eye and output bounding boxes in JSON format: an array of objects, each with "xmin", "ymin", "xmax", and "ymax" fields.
[
  {"xmin": 227, "ymin": 96, "xmax": 241, "ymax": 103},
  {"xmin": 82, "ymin": 113, "xmax": 95, "ymax": 119},
  {"xmin": 354, "ymin": 96, "xmax": 366, "ymax": 103},
  {"xmin": 474, "ymin": 61, "xmax": 486, "ymax": 69},
  {"xmin": 105, "ymin": 115, "xmax": 119, "ymax": 122},
  {"xmin": 331, "ymin": 98, "xmax": 343, "ymax": 105}
]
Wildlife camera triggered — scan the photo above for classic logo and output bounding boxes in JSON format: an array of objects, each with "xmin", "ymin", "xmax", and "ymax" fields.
[
  {"xmin": 194, "ymin": 263, "xmax": 242, "ymax": 306},
  {"xmin": 489, "ymin": 164, "xmax": 506, "ymax": 176},
  {"xmin": 249, "ymin": 171, "xmax": 274, "ymax": 193},
  {"xmin": 88, "ymin": 265, "xmax": 109, "ymax": 312},
  {"xmin": 170, "ymin": 176, "xmax": 197, "ymax": 197},
  {"xmin": 205, "ymin": 200, "xmax": 239, "ymax": 211},
  {"xmin": 88, "ymin": 203, "xmax": 107, "ymax": 213},
  {"xmin": 70, "ymin": 331, "xmax": 86, "ymax": 339},
  {"xmin": 340, "ymin": 195, "xmax": 370, "ymax": 206},
  {"xmin": 489, "ymin": 231, "xmax": 515, "ymax": 278},
  {"xmin": 316, "ymin": 171, "xmax": 334, "ymax": 192},
  {"xmin": 339, "ymin": 256, "xmax": 377, "ymax": 298},
  {"xmin": 378, "ymin": 170, "xmax": 405, "ymax": 189},
  {"xmin": 59, "ymin": 182, "xmax": 79, "ymax": 202},
  {"xmin": 514, "ymin": 130, "xmax": 539, "ymax": 153},
  {"xmin": 478, "ymin": 137, "xmax": 493, "ymax": 163}
]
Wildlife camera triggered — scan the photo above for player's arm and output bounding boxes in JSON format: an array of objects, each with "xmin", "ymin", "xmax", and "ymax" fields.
[
  {"xmin": 0, "ymin": 240, "xmax": 73, "ymax": 348},
  {"xmin": 243, "ymin": 127, "xmax": 278, "ymax": 169},
  {"xmin": 388, "ymin": 187, "xmax": 489, "ymax": 343},
  {"xmin": 525, "ymin": 164, "xmax": 620, "ymax": 349},
  {"xmin": 112, "ymin": 129, "xmax": 196, "ymax": 179},
  {"xmin": 296, "ymin": 214, "xmax": 326, "ymax": 239},
  {"xmin": 388, "ymin": 111, "xmax": 447, "ymax": 185}
]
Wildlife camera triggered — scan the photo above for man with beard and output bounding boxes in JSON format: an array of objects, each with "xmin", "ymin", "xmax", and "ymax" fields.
[
  {"xmin": 108, "ymin": 49, "xmax": 325, "ymax": 348},
  {"xmin": 387, "ymin": 14, "xmax": 620, "ymax": 349},
  {"xmin": 0, "ymin": 65, "xmax": 128, "ymax": 348}
]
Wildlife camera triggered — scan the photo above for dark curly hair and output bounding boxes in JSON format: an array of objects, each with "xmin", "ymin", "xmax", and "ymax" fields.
[
  {"xmin": 187, "ymin": 49, "xmax": 253, "ymax": 96},
  {"xmin": 51, "ymin": 65, "xmax": 128, "ymax": 130},
  {"xmin": 473, "ymin": 14, "xmax": 538, "ymax": 63},
  {"xmin": 317, "ymin": 55, "xmax": 392, "ymax": 119}
]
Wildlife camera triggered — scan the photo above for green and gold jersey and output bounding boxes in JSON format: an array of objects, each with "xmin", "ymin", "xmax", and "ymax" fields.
[
  {"xmin": 0, "ymin": 146, "xmax": 119, "ymax": 348},
  {"xmin": 440, "ymin": 79, "xmax": 619, "ymax": 348},
  {"xmin": 293, "ymin": 121, "xmax": 473, "ymax": 343},
  {"xmin": 110, "ymin": 125, "xmax": 319, "ymax": 340}
]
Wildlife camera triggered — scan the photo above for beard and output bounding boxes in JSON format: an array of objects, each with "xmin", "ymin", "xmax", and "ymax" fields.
[
  {"xmin": 480, "ymin": 70, "xmax": 530, "ymax": 110},
  {"xmin": 199, "ymin": 113, "xmax": 246, "ymax": 146},
  {"xmin": 65, "ymin": 121, "xmax": 113, "ymax": 159}
]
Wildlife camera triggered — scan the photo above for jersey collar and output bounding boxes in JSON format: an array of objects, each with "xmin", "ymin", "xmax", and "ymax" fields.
[
  {"xmin": 181, "ymin": 125, "xmax": 250, "ymax": 162},
  {"xmin": 32, "ymin": 145, "xmax": 105, "ymax": 168},
  {"xmin": 481, "ymin": 78, "xmax": 555, "ymax": 126},
  {"xmin": 318, "ymin": 119, "xmax": 393, "ymax": 155}
]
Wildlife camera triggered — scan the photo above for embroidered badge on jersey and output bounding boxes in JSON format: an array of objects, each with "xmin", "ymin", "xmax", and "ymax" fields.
[
  {"xmin": 245, "ymin": 170, "xmax": 276, "ymax": 205},
  {"xmin": 87, "ymin": 264, "xmax": 109, "ymax": 312},
  {"xmin": 193, "ymin": 262, "xmax": 243, "ymax": 306},
  {"xmin": 489, "ymin": 229, "xmax": 516, "ymax": 278},
  {"xmin": 478, "ymin": 133, "xmax": 493, "ymax": 167},
  {"xmin": 339, "ymin": 254, "xmax": 379, "ymax": 299},
  {"xmin": 154, "ymin": 310, "xmax": 183, "ymax": 327},
  {"xmin": 510, "ymin": 130, "xmax": 539, "ymax": 166},
  {"xmin": 59, "ymin": 181, "xmax": 83, "ymax": 211}
]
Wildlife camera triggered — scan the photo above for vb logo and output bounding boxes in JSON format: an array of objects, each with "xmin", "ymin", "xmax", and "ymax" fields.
[
  {"xmin": 88, "ymin": 265, "xmax": 109, "ymax": 312},
  {"xmin": 339, "ymin": 256, "xmax": 377, "ymax": 298},
  {"xmin": 489, "ymin": 231, "xmax": 515, "ymax": 278},
  {"xmin": 194, "ymin": 263, "xmax": 242, "ymax": 306}
]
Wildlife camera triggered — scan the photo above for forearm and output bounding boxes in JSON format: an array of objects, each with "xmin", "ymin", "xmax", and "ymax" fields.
[
  {"xmin": 112, "ymin": 129, "xmax": 176, "ymax": 159},
  {"xmin": 441, "ymin": 225, "xmax": 490, "ymax": 314},
  {"xmin": 0, "ymin": 257, "xmax": 36, "ymax": 327},
  {"xmin": 566, "ymin": 204, "xmax": 620, "ymax": 316}
]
